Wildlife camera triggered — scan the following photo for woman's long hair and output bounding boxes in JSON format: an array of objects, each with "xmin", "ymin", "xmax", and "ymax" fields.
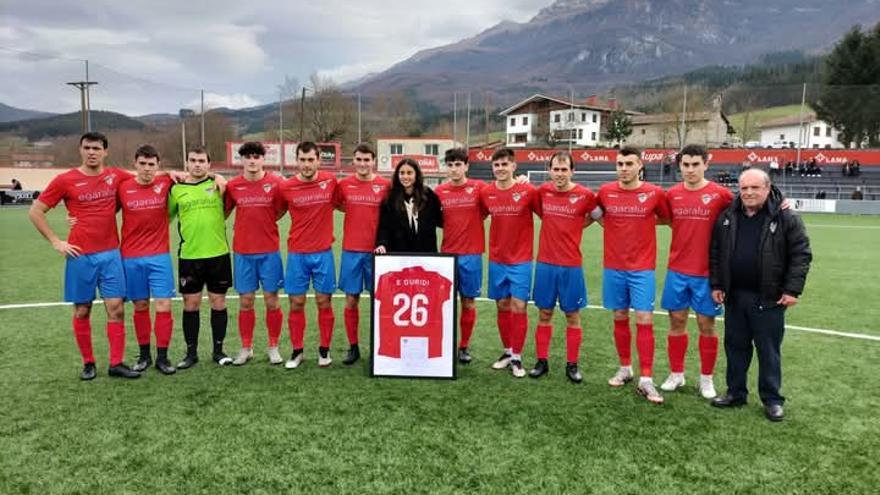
[{"xmin": 387, "ymin": 158, "xmax": 426, "ymax": 213}]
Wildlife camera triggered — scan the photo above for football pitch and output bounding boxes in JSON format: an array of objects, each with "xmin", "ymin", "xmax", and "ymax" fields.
[{"xmin": 1, "ymin": 208, "xmax": 878, "ymax": 494}]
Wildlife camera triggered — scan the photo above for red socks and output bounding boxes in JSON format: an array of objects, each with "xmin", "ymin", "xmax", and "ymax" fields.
[
  {"xmin": 566, "ymin": 326, "xmax": 582, "ymax": 363},
  {"xmin": 154, "ymin": 311, "xmax": 173, "ymax": 349},
  {"xmin": 344, "ymin": 307, "xmax": 359, "ymax": 346},
  {"xmin": 510, "ymin": 312, "xmax": 528, "ymax": 355},
  {"xmin": 72, "ymin": 317, "xmax": 95, "ymax": 364},
  {"xmin": 288, "ymin": 310, "xmax": 305, "ymax": 350},
  {"xmin": 318, "ymin": 307, "xmax": 335, "ymax": 348},
  {"xmin": 636, "ymin": 323, "xmax": 655, "ymax": 377},
  {"xmin": 459, "ymin": 307, "xmax": 476, "ymax": 349},
  {"xmin": 535, "ymin": 324, "xmax": 552, "ymax": 360},
  {"xmin": 238, "ymin": 309, "xmax": 256, "ymax": 349},
  {"xmin": 106, "ymin": 321, "xmax": 126, "ymax": 367},
  {"xmin": 497, "ymin": 310, "xmax": 512, "ymax": 349},
  {"xmin": 133, "ymin": 310, "xmax": 151, "ymax": 346},
  {"xmin": 699, "ymin": 334, "xmax": 719, "ymax": 375},
  {"xmin": 613, "ymin": 318, "xmax": 632, "ymax": 366},
  {"xmin": 667, "ymin": 333, "xmax": 689, "ymax": 373},
  {"xmin": 266, "ymin": 309, "xmax": 283, "ymax": 348}
]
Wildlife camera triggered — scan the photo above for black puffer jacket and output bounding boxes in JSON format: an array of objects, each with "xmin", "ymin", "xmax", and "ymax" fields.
[
  {"xmin": 709, "ymin": 185, "xmax": 812, "ymax": 308},
  {"xmin": 375, "ymin": 187, "xmax": 443, "ymax": 253}
]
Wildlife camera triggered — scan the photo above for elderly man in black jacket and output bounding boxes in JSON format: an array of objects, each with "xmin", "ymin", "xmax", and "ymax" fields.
[{"xmin": 709, "ymin": 168, "xmax": 812, "ymax": 421}]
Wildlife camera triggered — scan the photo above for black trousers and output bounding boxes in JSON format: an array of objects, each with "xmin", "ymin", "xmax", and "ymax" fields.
[{"xmin": 724, "ymin": 290, "xmax": 786, "ymax": 406}]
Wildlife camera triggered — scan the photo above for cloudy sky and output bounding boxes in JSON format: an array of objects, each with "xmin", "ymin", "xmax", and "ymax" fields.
[{"xmin": 1, "ymin": 0, "xmax": 550, "ymax": 115}]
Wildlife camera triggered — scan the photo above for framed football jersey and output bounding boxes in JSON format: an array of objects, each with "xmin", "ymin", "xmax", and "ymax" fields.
[{"xmin": 371, "ymin": 254, "xmax": 457, "ymax": 379}]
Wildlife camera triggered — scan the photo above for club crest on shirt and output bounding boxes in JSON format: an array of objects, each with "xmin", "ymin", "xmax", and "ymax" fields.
[
  {"xmin": 153, "ymin": 183, "xmax": 164, "ymax": 194},
  {"xmin": 319, "ymin": 181, "xmax": 328, "ymax": 190},
  {"xmin": 569, "ymin": 194, "xmax": 582, "ymax": 204},
  {"xmin": 466, "ymin": 186, "xmax": 474, "ymax": 194},
  {"xmin": 512, "ymin": 192, "xmax": 521, "ymax": 202},
  {"xmin": 701, "ymin": 194, "xmax": 712, "ymax": 205},
  {"xmin": 372, "ymin": 184, "xmax": 382, "ymax": 194},
  {"xmin": 263, "ymin": 183, "xmax": 272, "ymax": 193},
  {"xmin": 204, "ymin": 186, "xmax": 214, "ymax": 194},
  {"xmin": 104, "ymin": 175, "xmax": 114, "ymax": 185},
  {"xmin": 637, "ymin": 193, "xmax": 648, "ymax": 203}
]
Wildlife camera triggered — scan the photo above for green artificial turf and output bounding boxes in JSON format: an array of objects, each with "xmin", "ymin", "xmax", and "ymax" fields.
[{"xmin": 0, "ymin": 208, "xmax": 878, "ymax": 494}]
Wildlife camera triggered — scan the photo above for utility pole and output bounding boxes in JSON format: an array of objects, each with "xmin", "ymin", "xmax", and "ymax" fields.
[
  {"xmin": 793, "ymin": 82, "xmax": 807, "ymax": 193},
  {"xmin": 453, "ymin": 92, "xmax": 457, "ymax": 144},
  {"xmin": 200, "ymin": 89, "xmax": 206, "ymax": 146},
  {"xmin": 279, "ymin": 88, "xmax": 285, "ymax": 175},
  {"xmin": 465, "ymin": 92, "xmax": 471, "ymax": 149},
  {"xmin": 67, "ymin": 80, "xmax": 98, "ymax": 134},
  {"xmin": 569, "ymin": 87, "xmax": 575, "ymax": 154},
  {"xmin": 484, "ymin": 91, "xmax": 490, "ymax": 148},
  {"xmin": 357, "ymin": 92, "xmax": 362, "ymax": 143},
  {"xmin": 299, "ymin": 86, "xmax": 306, "ymax": 144}
]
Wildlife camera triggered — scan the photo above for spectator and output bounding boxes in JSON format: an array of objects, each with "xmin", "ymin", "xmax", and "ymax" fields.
[
  {"xmin": 11, "ymin": 178, "xmax": 22, "ymax": 190},
  {"xmin": 784, "ymin": 161, "xmax": 794, "ymax": 176},
  {"xmin": 851, "ymin": 187, "xmax": 864, "ymax": 200},
  {"xmin": 815, "ymin": 190, "xmax": 826, "ymax": 199},
  {"xmin": 843, "ymin": 162, "xmax": 851, "ymax": 177},
  {"xmin": 769, "ymin": 159, "xmax": 780, "ymax": 177},
  {"xmin": 852, "ymin": 160, "xmax": 861, "ymax": 177}
]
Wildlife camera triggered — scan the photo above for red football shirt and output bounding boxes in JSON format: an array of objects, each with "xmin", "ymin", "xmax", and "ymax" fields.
[
  {"xmin": 336, "ymin": 174, "xmax": 390, "ymax": 252},
  {"xmin": 278, "ymin": 172, "xmax": 337, "ymax": 253},
  {"xmin": 38, "ymin": 167, "xmax": 127, "ymax": 254},
  {"xmin": 118, "ymin": 175, "xmax": 172, "ymax": 258},
  {"xmin": 597, "ymin": 181, "xmax": 670, "ymax": 271},
  {"xmin": 435, "ymin": 178, "xmax": 485, "ymax": 255},
  {"xmin": 225, "ymin": 173, "xmax": 285, "ymax": 254},
  {"xmin": 535, "ymin": 182, "xmax": 598, "ymax": 267},
  {"xmin": 479, "ymin": 182, "xmax": 538, "ymax": 264},
  {"xmin": 376, "ymin": 266, "xmax": 452, "ymax": 359},
  {"xmin": 666, "ymin": 181, "xmax": 734, "ymax": 276}
]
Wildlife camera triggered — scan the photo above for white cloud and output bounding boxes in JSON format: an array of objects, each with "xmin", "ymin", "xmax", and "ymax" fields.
[
  {"xmin": 0, "ymin": 0, "xmax": 551, "ymax": 114},
  {"xmin": 185, "ymin": 92, "xmax": 263, "ymax": 111}
]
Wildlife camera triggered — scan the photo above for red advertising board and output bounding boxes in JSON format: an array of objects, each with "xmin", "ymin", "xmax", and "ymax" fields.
[
  {"xmin": 468, "ymin": 148, "xmax": 880, "ymax": 165},
  {"xmin": 392, "ymin": 154, "xmax": 441, "ymax": 173},
  {"xmin": 226, "ymin": 141, "xmax": 341, "ymax": 169}
]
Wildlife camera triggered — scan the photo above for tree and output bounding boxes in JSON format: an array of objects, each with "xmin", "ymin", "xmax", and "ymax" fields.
[
  {"xmin": 305, "ymin": 73, "xmax": 355, "ymax": 144},
  {"xmin": 605, "ymin": 109, "xmax": 633, "ymax": 145},
  {"xmin": 812, "ymin": 23, "xmax": 880, "ymax": 148}
]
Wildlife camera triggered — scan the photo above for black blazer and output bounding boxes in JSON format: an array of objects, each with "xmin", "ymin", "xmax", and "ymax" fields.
[{"xmin": 375, "ymin": 187, "xmax": 443, "ymax": 253}]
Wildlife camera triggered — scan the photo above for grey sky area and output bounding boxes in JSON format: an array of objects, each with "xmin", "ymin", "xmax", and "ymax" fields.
[{"xmin": 1, "ymin": 0, "xmax": 549, "ymax": 115}]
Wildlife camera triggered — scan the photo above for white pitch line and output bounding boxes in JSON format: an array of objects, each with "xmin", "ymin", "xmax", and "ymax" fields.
[{"xmin": 1, "ymin": 294, "xmax": 878, "ymax": 342}]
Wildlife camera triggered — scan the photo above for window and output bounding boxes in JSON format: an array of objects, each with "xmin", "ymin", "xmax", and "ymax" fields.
[
  {"xmin": 592, "ymin": 114, "xmax": 597, "ymax": 123},
  {"xmin": 591, "ymin": 131, "xmax": 597, "ymax": 140},
  {"xmin": 581, "ymin": 113, "xmax": 586, "ymax": 122},
  {"xmin": 813, "ymin": 126, "xmax": 820, "ymax": 137},
  {"xmin": 779, "ymin": 134, "xmax": 785, "ymax": 140},
  {"xmin": 568, "ymin": 112, "xmax": 574, "ymax": 122},
  {"xmin": 578, "ymin": 129, "xmax": 583, "ymax": 139},
  {"xmin": 812, "ymin": 144, "xmax": 819, "ymax": 148},
  {"xmin": 509, "ymin": 118, "xmax": 515, "ymax": 126},
  {"xmin": 554, "ymin": 114, "xmax": 561, "ymax": 123},
  {"xmin": 390, "ymin": 143, "xmax": 403, "ymax": 155},
  {"xmin": 641, "ymin": 129, "xmax": 646, "ymax": 135},
  {"xmin": 826, "ymin": 127, "xmax": 832, "ymax": 137},
  {"xmin": 424, "ymin": 144, "xmax": 439, "ymax": 155},
  {"xmin": 523, "ymin": 116, "xmax": 528, "ymax": 126}
]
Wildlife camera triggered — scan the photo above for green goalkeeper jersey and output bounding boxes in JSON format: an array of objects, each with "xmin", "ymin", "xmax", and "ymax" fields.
[{"xmin": 168, "ymin": 178, "xmax": 229, "ymax": 260}]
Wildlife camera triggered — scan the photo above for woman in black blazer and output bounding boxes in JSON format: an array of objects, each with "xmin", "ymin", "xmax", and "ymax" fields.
[{"xmin": 375, "ymin": 158, "xmax": 442, "ymax": 253}]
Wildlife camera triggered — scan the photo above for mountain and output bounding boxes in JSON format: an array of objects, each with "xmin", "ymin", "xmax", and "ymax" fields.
[
  {"xmin": 352, "ymin": 0, "xmax": 880, "ymax": 104},
  {"xmin": 0, "ymin": 103, "xmax": 56, "ymax": 123},
  {"xmin": 0, "ymin": 111, "xmax": 147, "ymax": 141}
]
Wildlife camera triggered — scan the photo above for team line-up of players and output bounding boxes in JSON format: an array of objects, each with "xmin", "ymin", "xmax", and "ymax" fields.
[{"xmin": 30, "ymin": 133, "xmax": 735, "ymax": 405}]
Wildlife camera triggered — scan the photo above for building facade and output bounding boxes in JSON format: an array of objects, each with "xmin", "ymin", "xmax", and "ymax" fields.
[
  {"xmin": 758, "ymin": 114, "xmax": 845, "ymax": 149},
  {"xmin": 499, "ymin": 94, "xmax": 625, "ymax": 148}
]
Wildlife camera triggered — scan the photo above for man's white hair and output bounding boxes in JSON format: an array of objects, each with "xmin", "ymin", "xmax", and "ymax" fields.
[{"xmin": 739, "ymin": 168, "xmax": 770, "ymax": 187}]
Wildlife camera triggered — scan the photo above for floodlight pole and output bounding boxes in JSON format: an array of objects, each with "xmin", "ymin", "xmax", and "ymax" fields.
[
  {"xmin": 793, "ymin": 82, "xmax": 807, "ymax": 193},
  {"xmin": 279, "ymin": 88, "xmax": 285, "ymax": 175},
  {"xmin": 67, "ymin": 80, "xmax": 99, "ymax": 135},
  {"xmin": 200, "ymin": 89, "xmax": 206, "ymax": 146}
]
